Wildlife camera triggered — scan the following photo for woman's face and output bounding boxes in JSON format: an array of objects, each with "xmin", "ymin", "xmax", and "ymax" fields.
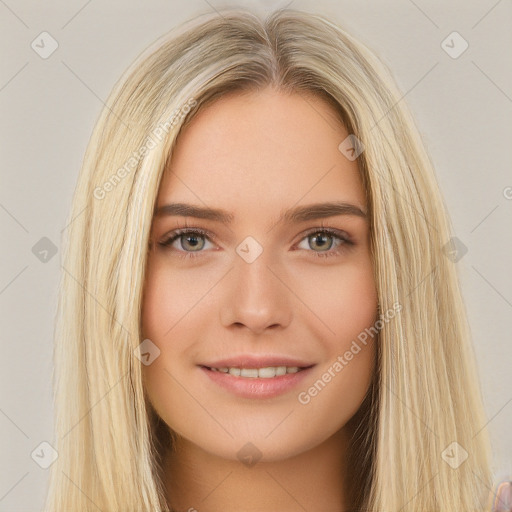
[{"xmin": 141, "ymin": 87, "xmax": 378, "ymax": 462}]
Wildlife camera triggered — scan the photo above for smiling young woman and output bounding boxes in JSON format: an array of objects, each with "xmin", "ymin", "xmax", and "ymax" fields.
[
  {"xmin": 141, "ymin": 88, "xmax": 379, "ymax": 511},
  {"xmin": 44, "ymin": 7, "xmax": 505, "ymax": 512}
]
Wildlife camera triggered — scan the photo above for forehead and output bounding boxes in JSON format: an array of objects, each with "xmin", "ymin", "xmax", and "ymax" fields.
[{"xmin": 156, "ymin": 88, "xmax": 366, "ymax": 222}]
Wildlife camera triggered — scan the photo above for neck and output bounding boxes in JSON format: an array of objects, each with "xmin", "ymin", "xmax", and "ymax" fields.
[{"xmin": 163, "ymin": 425, "xmax": 355, "ymax": 512}]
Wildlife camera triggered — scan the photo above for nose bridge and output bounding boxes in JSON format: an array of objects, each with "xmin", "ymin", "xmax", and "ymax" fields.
[{"xmin": 219, "ymin": 244, "xmax": 292, "ymax": 333}]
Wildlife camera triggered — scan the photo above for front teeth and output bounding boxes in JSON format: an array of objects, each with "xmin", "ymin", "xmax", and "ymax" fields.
[{"xmin": 210, "ymin": 366, "xmax": 300, "ymax": 378}]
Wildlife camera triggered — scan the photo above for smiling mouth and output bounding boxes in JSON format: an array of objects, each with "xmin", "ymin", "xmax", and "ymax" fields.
[{"xmin": 202, "ymin": 365, "xmax": 312, "ymax": 379}]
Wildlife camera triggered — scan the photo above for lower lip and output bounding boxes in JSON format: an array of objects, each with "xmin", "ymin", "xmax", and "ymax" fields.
[{"xmin": 199, "ymin": 366, "xmax": 314, "ymax": 399}]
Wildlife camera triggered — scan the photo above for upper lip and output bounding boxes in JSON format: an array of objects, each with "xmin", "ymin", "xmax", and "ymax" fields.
[{"xmin": 200, "ymin": 355, "xmax": 316, "ymax": 369}]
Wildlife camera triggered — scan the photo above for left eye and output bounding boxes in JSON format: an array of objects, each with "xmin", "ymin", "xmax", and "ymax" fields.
[
  {"xmin": 298, "ymin": 230, "xmax": 343, "ymax": 252},
  {"xmin": 158, "ymin": 228, "xmax": 353, "ymax": 259}
]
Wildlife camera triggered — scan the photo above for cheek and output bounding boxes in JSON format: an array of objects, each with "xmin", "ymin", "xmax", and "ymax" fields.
[
  {"xmin": 309, "ymin": 255, "xmax": 378, "ymax": 342},
  {"xmin": 141, "ymin": 258, "xmax": 189, "ymax": 341},
  {"xmin": 296, "ymin": 264, "xmax": 378, "ymax": 425},
  {"xmin": 141, "ymin": 254, "xmax": 224, "ymax": 340},
  {"xmin": 304, "ymin": 257, "xmax": 377, "ymax": 391},
  {"xmin": 140, "ymin": 283, "xmax": 186, "ymax": 434},
  {"xmin": 140, "ymin": 259, "xmax": 211, "ymax": 430},
  {"xmin": 142, "ymin": 256, "xmax": 165, "ymax": 340},
  {"xmin": 140, "ymin": 263, "xmax": 175, "ymax": 417}
]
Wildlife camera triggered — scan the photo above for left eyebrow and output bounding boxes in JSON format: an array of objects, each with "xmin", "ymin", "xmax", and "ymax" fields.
[
  {"xmin": 153, "ymin": 201, "xmax": 368, "ymax": 226},
  {"xmin": 281, "ymin": 201, "xmax": 367, "ymax": 223}
]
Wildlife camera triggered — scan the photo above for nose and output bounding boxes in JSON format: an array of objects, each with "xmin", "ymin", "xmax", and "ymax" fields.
[{"xmin": 219, "ymin": 251, "xmax": 292, "ymax": 335}]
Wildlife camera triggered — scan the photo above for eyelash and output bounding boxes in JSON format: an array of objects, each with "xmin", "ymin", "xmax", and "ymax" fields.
[{"xmin": 158, "ymin": 225, "xmax": 354, "ymax": 261}]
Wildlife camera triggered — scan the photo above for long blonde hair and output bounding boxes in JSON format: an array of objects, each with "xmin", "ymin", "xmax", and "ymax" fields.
[{"xmin": 44, "ymin": 7, "xmax": 493, "ymax": 511}]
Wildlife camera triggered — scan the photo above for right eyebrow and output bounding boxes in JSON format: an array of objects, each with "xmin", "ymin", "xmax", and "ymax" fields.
[{"xmin": 154, "ymin": 203, "xmax": 234, "ymax": 223}]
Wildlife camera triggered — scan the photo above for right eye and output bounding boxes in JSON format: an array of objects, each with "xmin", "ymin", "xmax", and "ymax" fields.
[{"xmin": 159, "ymin": 228, "xmax": 217, "ymax": 259}]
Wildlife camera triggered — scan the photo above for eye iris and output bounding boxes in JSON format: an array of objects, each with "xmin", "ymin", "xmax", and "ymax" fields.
[
  {"xmin": 181, "ymin": 233, "xmax": 204, "ymax": 251},
  {"xmin": 310, "ymin": 232, "xmax": 333, "ymax": 251}
]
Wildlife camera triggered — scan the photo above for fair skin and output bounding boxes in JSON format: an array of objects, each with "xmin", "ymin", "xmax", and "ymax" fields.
[{"xmin": 141, "ymin": 87, "xmax": 378, "ymax": 512}]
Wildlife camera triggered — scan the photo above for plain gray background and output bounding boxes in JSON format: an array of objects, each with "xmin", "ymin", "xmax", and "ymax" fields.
[{"xmin": 1, "ymin": 1, "xmax": 511, "ymax": 510}]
